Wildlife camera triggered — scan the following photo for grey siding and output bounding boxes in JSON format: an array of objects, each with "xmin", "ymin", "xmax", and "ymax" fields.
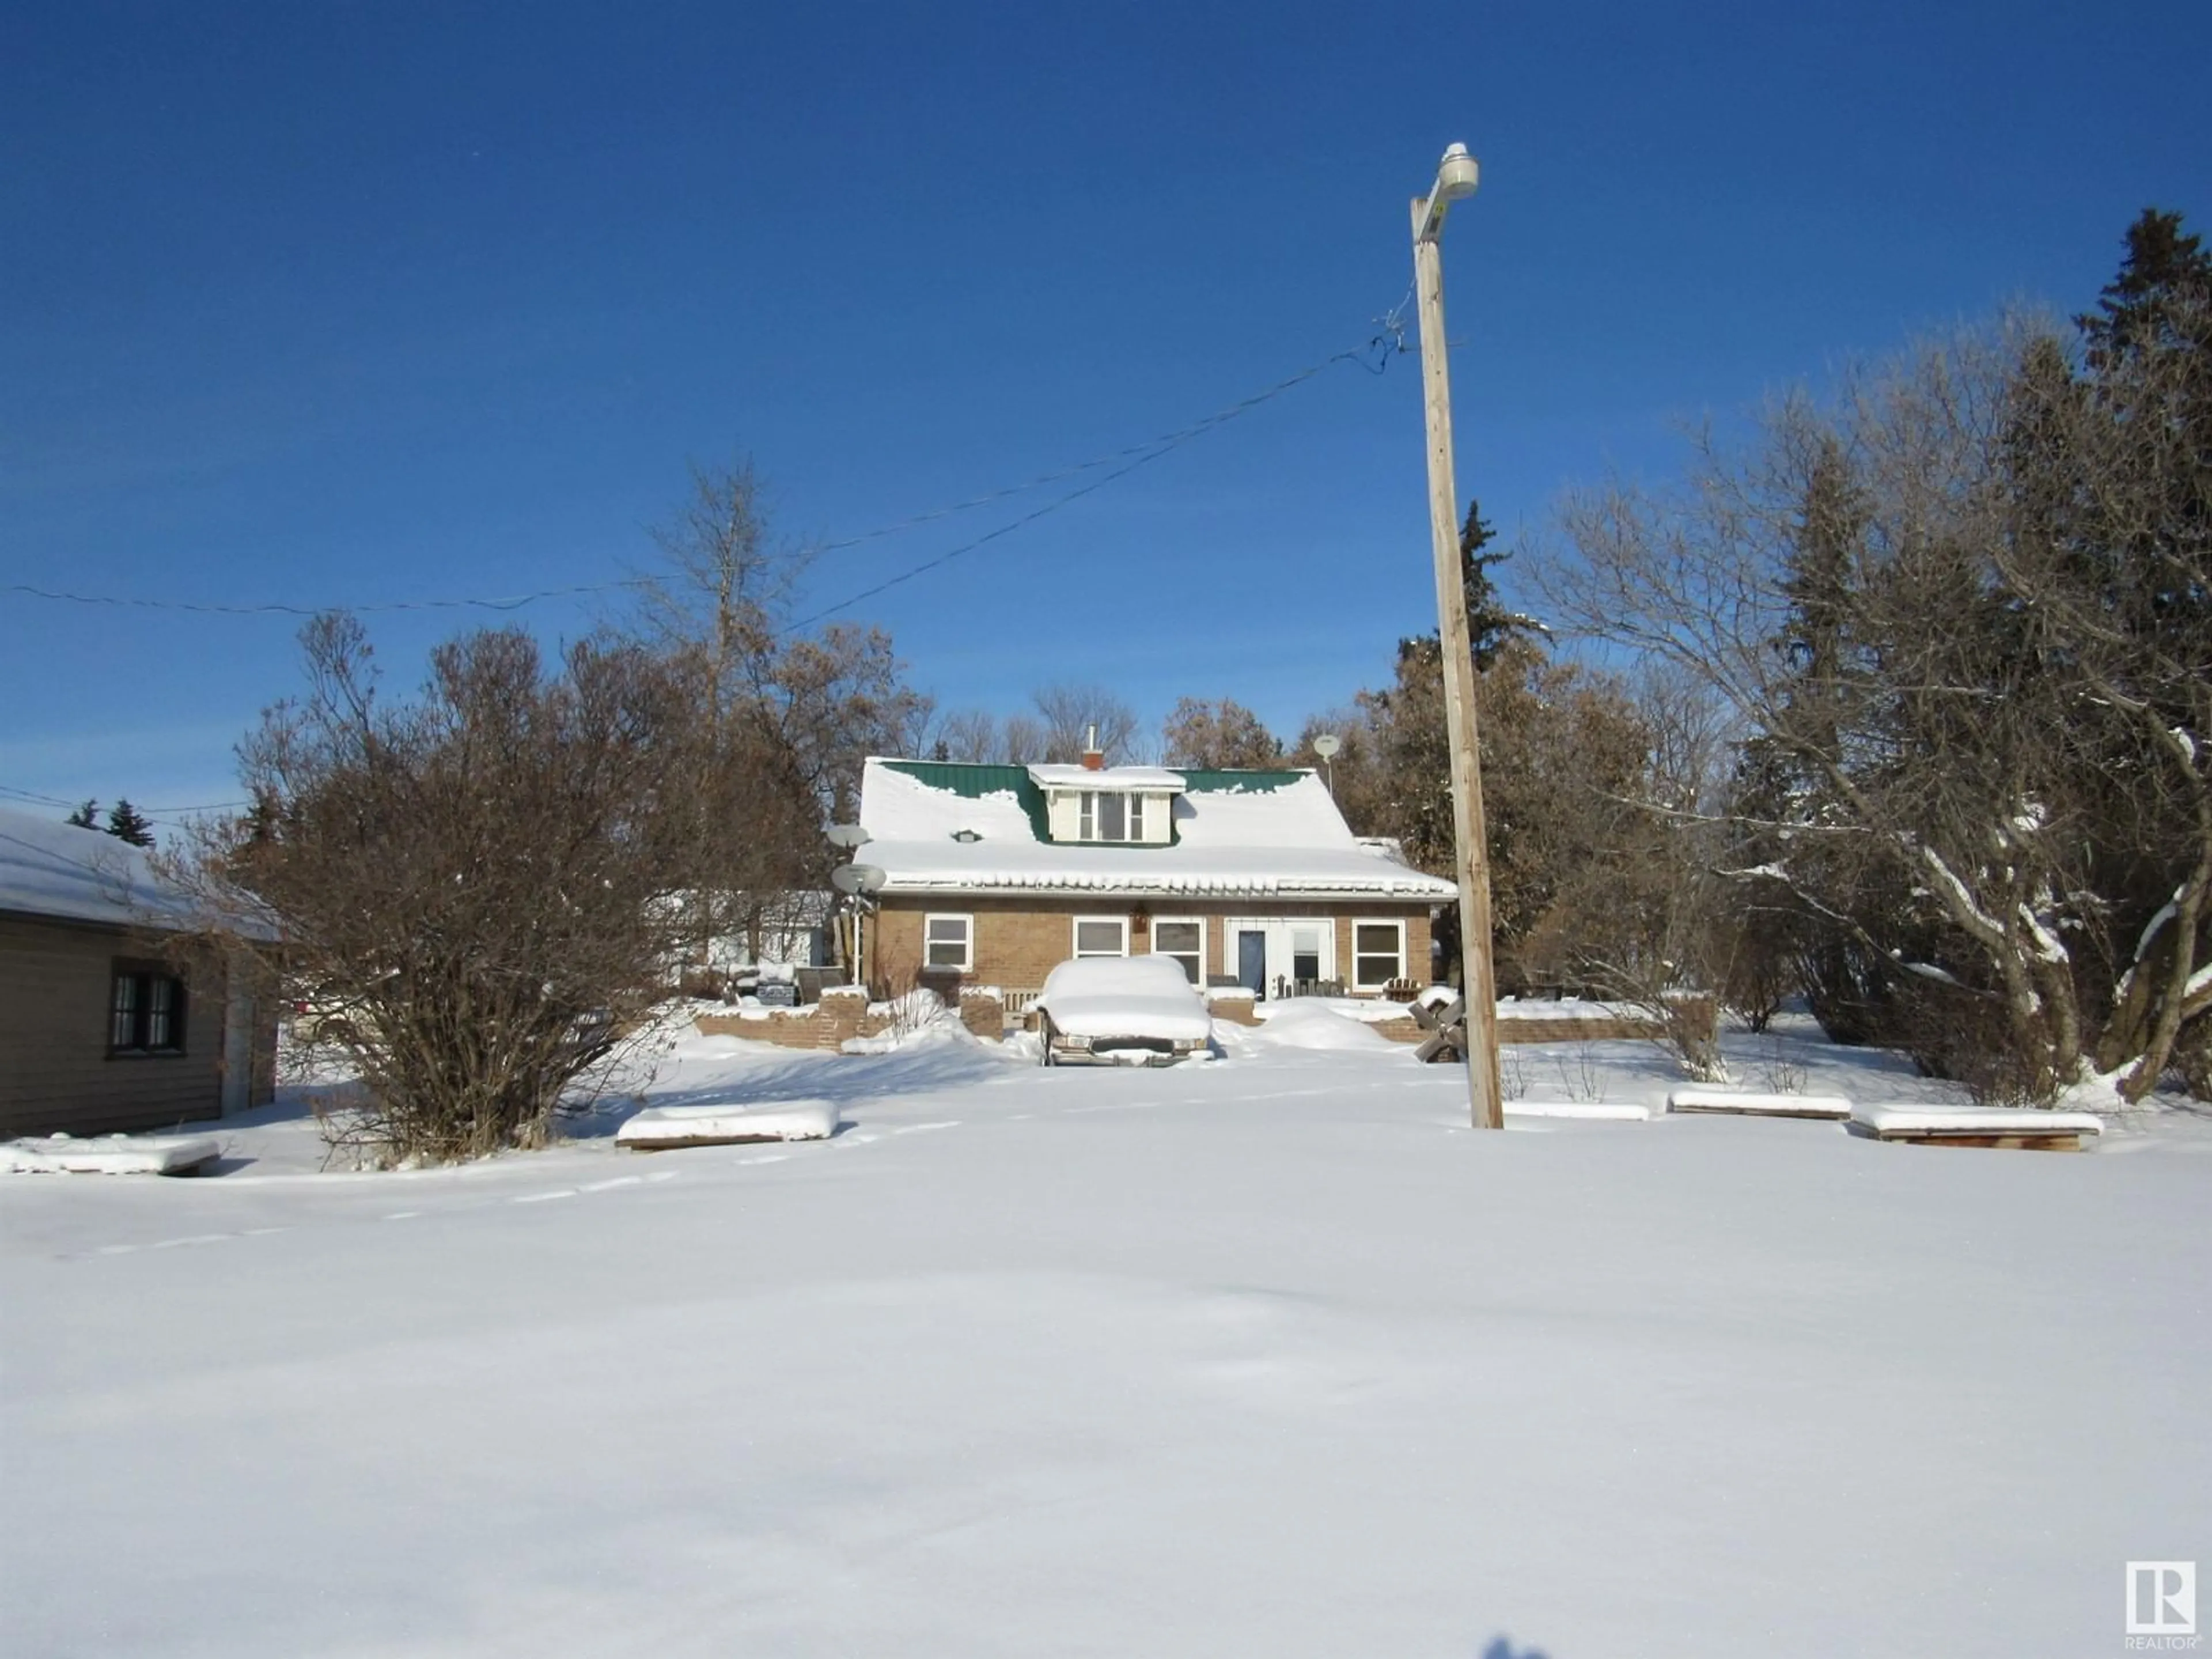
[{"xmin": 0, "ymin": 913, "xmax": 232, "ymax": 1137}]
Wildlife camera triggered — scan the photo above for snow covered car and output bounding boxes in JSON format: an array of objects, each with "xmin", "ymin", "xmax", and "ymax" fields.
[{"xmin": 1032, "ymin": 955, "xmax": 1215, "ymax": 1067}]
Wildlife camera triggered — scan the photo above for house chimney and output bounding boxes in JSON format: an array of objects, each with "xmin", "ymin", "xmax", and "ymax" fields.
[{"xmin": 1082, "ymin": 723, "xmax": 1104, "ymax": 770}]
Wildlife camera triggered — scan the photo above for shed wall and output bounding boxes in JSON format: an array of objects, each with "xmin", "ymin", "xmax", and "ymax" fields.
[{"xmin": 0, "ymin": 914, "xmax": 235, "ymax": 1137}]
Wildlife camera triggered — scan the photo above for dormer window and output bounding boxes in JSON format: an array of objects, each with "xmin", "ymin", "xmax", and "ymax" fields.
[
  {"xmin": 1029, "ymin": 764, "xmax": 1179, "ymax": 845},
  {"xmin": 1079, "ymin": 790, "xmax": 1145, "ymax": 843}
]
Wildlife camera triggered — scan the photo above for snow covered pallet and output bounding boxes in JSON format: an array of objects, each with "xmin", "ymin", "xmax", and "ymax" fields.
[
  {"xmin": 1668, "ymin": 1089, "xmax": 1852, "ymax": 1120},
  {"xmin": 616, "ymin": 1100, "xmax": 840, "ymax": 1151},
  {"xmin": 1506, "ymin": 1101, "xmax": 1653, "ymax": 1122},
  {"xmin": 2, "ymin": 1133, "xmax": 222, "ymax": 1176},
  {"xmin": 1847, "ymin": 1102, "xmax": 2103, "ymax": 1151}
]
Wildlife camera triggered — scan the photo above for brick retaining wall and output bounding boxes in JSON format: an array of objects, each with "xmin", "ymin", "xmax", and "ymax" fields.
[{"xmin": 695, "ymin": 986, "xmax": 1009, "ymax": 1050}]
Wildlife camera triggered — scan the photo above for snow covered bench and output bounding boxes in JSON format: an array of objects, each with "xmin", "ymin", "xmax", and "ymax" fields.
[
  {"xmin": 1847, "ymin": 1101, "xmax": 2103, "ymax": 1151},
  {"xmin": 616, "ymin": 1100, "xmax": 841, "ymax": 1151},
  {"xmin": 2, "ymin": 1133, "xmax": 223, "ymax": 1176},
  {"xmin": 1668, "ymin": 1089, "xmax": 1853, "ymax": 1121}
]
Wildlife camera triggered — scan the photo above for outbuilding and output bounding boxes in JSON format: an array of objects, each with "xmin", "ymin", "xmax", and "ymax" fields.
[{"xmin": 0, "ymin": 806, "xmax": 276, "ymax": 1138}]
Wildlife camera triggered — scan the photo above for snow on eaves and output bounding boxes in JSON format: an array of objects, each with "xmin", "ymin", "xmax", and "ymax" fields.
[
  {"xmin": 868, "ymin": 851, "xmax": 1455, "ymax": 898},
  {"xmin": 1026, "ymin": 763, "xmax": 1186, "ymax": 790}
]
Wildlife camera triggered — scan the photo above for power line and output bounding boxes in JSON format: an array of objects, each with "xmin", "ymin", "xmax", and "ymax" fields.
[
  {"xmin": 1, "ymin": 783, "xmax": 252, "ymax": 819},
  {"xmin": 790, "ymin": 335, "xmax": 1402, "ymax": 626},
  {"xmin": 5, "ymin": 320, "xmax": 1407, "ymax": 625},
  {"xmin": 0, "ymin": 784, "xmax": 77, "ymax": 809},
  {"xmin": 2, "ymin": 578, "xmax": 658, "ymax": 619}
]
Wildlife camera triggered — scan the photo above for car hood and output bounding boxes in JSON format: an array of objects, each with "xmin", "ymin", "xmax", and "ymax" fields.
[{"xmin": 1037, "ymin": 993, "xmax": 1215, "ymax": 1042}]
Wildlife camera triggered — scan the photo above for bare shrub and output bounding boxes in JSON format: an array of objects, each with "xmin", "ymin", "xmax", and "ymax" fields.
[
  {"xmin": 187, "ymin": 617, "xmax": 711, "ymax": 1164},
  {"xmin": 1554, "ymin": 1041, "xmax": 1607, "ymax": 1104},
  {"xmin": 1499, "ymin": 1047, "xmax": 1531, "ymax": 1102},
  {"xmin": 1758, "ymin": 1039, "xmax": 1808, "ymax": 1096}
]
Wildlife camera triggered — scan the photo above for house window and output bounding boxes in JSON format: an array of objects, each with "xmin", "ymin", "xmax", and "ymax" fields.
[
  {"xmin": 1072, "ymin": 916, "xmax": 1128, "ymax": 958},
  {"xmin": 1291, "ymin": 926, "xmax": 1324, "ymax": 984},
  {"xmin": 1353, "ymin": 921, "xmax": 1407, "ymax": 990},
  {"xmin": 110, "ymin": 962, "xmax": 187, "ymax": 1055},
  {"xmin": 1077, "ymin": 791, "xmax": 1148, "ymax": 843},
  {"xmin": 923, "ymin": 914, "xmax": 973, "ymax": 971},
  {"xmin": 1150, "ymin": 919, "xmax": 1204, "ymax": 984}
]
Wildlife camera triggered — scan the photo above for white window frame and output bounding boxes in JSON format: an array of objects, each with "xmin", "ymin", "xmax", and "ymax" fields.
[
  {"xmin": 1148, "ymin": 916, "xmax": 1206, "ymax": 984},
  {"xmin": 923, "ymin": 912, "xmax": 974, "ymax": 972},
  {"xmin": 1070, "ymin": 789, "xmax": 1162, "ymax": 844},
  {"xmin": 1070, "ymin": 915, "xmax": 1129, "ymax": 959},
  {"xmin": 1351, "ymin": 919, "xmax": 1407, "ymax": 990}
]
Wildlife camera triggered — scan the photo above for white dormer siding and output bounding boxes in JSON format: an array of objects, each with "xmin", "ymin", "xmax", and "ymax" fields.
[
  {"xmin": 1043, "ymin": 785, "xmax": 1175, "ymax": 845},
  {"xmin": 1027, "ymin": 764, "xmax": 1180, "ymax": 846}
]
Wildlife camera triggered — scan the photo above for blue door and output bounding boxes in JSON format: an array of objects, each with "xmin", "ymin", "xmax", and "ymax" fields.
[{"xmin": 1237, "ymin": 930, "xmax": 1267, "ymax": 998}]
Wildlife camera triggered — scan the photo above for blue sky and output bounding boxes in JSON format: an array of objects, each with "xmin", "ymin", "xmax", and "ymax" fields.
[{"xmin": 4, "ymin": 0, "xmax": 2207, "ymax": 825}]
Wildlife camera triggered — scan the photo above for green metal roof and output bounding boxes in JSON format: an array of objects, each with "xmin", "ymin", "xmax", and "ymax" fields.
[
  {"xmin": 879, "ymin": 758, "xmax": 1312, "ymax": 846},
  {"xmin": 880, "ymin": 761, "xmax": 1051, "ymax": 840},
  {"xmin": 1175, "ymin": 768, "xmax": 1303, "ymax": 794}
]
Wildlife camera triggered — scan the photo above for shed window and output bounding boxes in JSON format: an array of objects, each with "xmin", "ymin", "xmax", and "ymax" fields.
[{"xmin": 111, "ymin": 963, "xmax": 187, "ymax": 1055}]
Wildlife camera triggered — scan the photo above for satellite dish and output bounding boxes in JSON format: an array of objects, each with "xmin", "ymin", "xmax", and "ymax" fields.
[
  {"xmin": 831, "ymin": 864, "xmax": 865, "ymax": 895},
  {"xmin": 825, "ymin": 824, "xmax": 872, "ymax": 850},
  {"xmin": 850, "ymin": 863, "xmax": 887, "ymax": 895},
  {"xmin": 1312, "ymin": 734, "xmax": 1342, "ymax": 760}
]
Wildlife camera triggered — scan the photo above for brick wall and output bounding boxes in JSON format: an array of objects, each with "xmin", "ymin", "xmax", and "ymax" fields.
[{"xmin": 870, "ymin": 897, "xmax": 1435, "ymax": 995}]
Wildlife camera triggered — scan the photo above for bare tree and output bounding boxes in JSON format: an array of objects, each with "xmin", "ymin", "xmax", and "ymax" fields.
[
  {"xmin": 188, "ymin": 616, "xmax": 709, "ymax": 1162},
  {"xmin": 1547, "ymin": 296, "xmax": 2210, "ymax": 1101},
  {"xmin": 1161, "ymin": 697, "xmax": 1283, "ymax": 768},
  {"xmin": 931, "ymin": 708, "xmax": 1001, "ymax": 763},
  {"xmin": 1033, "ymin": 683, "xmax": 1141, "ymax": 764},
  {"xmin": 1001, "ymin": 713, "xmax": 1048, "ymax": 764},
  {"xmin": 627, "ymin": 460, "xmax": 930, "ymax": 962}
]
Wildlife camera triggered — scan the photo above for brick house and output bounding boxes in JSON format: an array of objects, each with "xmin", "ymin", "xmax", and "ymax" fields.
[
  {"xmin": 853, "ymin": 756, "xmax": 1456, "ymax": 1002},
  {"xmin": 0, "ymin": 806, "xmax": 276, "ymax": 1138}
]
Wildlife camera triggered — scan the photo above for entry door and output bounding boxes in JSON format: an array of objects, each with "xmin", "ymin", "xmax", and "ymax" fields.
[
  {"xmin": 1230, "ymin": 921, "xmax": 1333, "ymax": 997},
  {"xmin": 1236, "ymin": 929, "xmax": 1267, "ymax": 996}
]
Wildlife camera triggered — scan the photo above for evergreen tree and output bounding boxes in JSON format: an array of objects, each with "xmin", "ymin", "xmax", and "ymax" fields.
[
  {"xmin": 2079, "ymin": 208, "xmax": 2212, "ymax": 368},
  {"xmin": 1458, "ymin": 499, "xmax": 1526, "ymax": 672},
  {"xmin": 104, "ymin": 799, "xmax": 156, "ymax": 847},
  {"xmin": 65, "ymin": 800, "xmax": 99, "ymax": 829}
]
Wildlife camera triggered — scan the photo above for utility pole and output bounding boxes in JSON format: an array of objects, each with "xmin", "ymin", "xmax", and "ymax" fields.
[{"xmin": 1411, "ymin": 143, "xmax": 1504, "ymax": 1131}]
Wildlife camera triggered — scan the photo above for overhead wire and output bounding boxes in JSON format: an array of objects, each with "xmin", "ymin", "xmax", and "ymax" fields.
[
  {"xmin": 3, "ymin": 308, "xmax": 1411, "ymax": 624},
  {"xmin": 789, "ymin": 331, "xmax": 1405, "ymax": 626}
]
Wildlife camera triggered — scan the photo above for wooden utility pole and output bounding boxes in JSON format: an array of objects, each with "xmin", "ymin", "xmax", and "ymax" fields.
[{"xmin": 1411, "ymin": 153, "xmax": 1504, "ymax": 1131}]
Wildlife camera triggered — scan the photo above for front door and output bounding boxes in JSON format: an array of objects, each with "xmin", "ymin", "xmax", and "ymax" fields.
[
  {"xmin": 1228, "ymin": 920, "xmax": 1333, "ymax": 998},
  {"xmin": 1236, "ymin": 930, "xmax": 1267, "ymax": 997}
]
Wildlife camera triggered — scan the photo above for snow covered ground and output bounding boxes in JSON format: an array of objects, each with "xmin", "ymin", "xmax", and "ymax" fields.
[{"xmin": 4, "ymin": 1015, "xmax": 2209, "ymax": 1657}]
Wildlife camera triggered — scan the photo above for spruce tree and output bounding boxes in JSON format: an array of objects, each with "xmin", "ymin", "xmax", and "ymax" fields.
[
  {"xmin": 1459, "ymin": 499, "xmax": 1523, "ymax": 672},
  {"xmin": 66, "ymin": 800, "xmax": 99, "ymax": 829},
  {"xmin": 104, "ymin": 799, "xmax": 156, "ymax": 847}
]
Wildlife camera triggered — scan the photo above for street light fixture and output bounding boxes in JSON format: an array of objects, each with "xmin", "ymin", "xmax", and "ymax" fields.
[
  {"xmin": 1312, "ymin": 733, "xmax": 1340, "ymax": 799},
  {"xmin": 1411, "ymin": 141, "xmax": 1504, "ymax": 1132}
]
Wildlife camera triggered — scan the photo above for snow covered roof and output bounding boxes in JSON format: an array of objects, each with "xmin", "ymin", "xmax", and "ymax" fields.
[
  {"xmin": 1026, "ymin": 763, "xmax": 1185, "ymax": 790},
  {"xmin": 0, "ymin": 806, "xmax": 200, "ymax": 931},
  {"xmin": 855, "ymin": 759, "xmax": 1456, "ymax": 900}
]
